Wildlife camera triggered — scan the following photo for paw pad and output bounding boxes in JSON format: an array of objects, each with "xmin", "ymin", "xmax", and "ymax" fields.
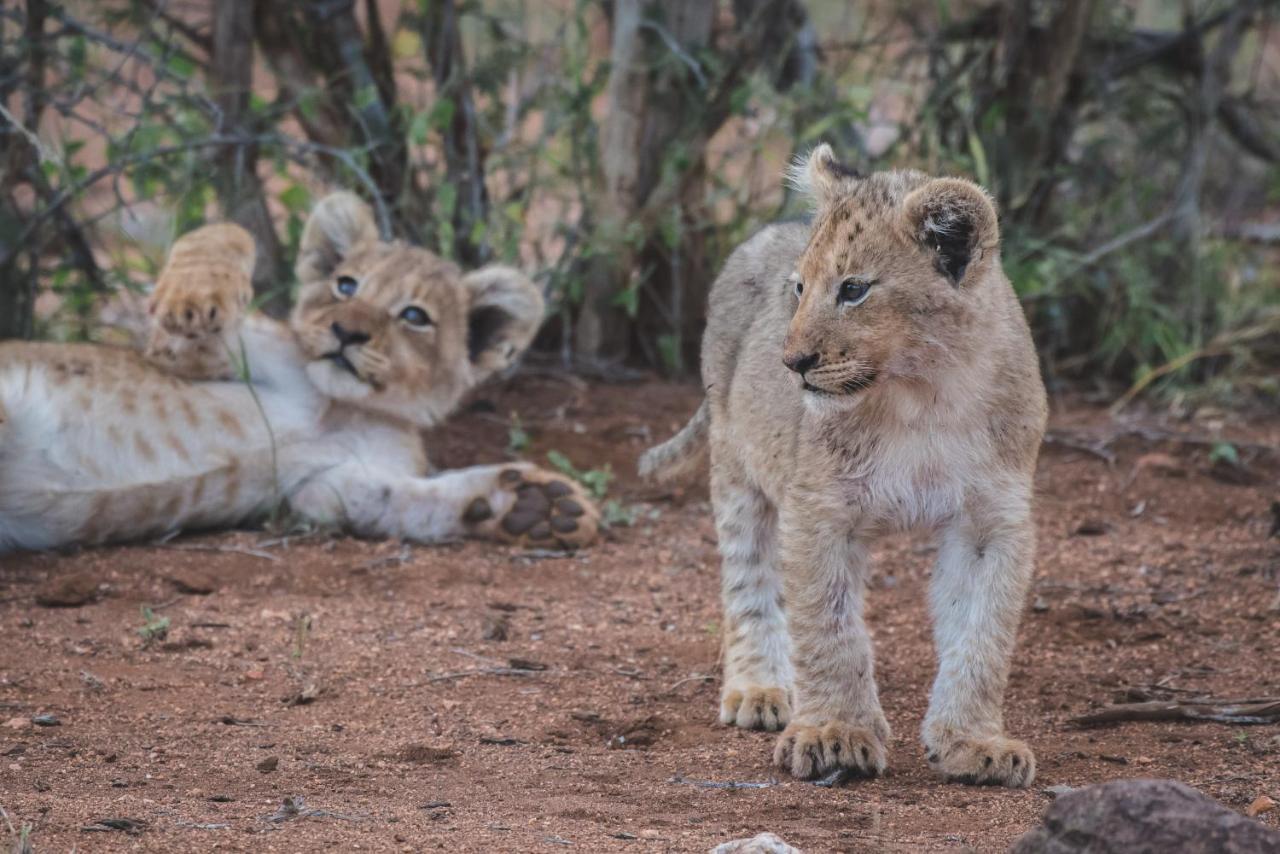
[{"xmin": 484, "ymin": 468, "xmax": 599, "ymax": 549}]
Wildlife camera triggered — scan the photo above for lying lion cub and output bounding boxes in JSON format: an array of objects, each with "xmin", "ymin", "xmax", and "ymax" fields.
[
  {"xmin": 642, "ymin": 146, "xmax": 1047, "ymax": 787},
  {"xmin": 0, "ymin": 192, "xmax": 598, "ymax": 552}
]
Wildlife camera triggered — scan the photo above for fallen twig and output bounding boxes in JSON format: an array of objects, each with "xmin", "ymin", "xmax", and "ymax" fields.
[
  {"xmin": 1072, "ymin": 697, "xmax": 1280, "ymax": 726},
  {"xmin": 1043, "ymin": 431, "xmax": 1117, "ymax": 465},
  {"xmin": 263, "ymin": 795, "xmax": 363, "ymax": 824},
  {"xmin": 426, "ymin": 667, "xmax": 537, "ymax": 683},
  {"xmin": 669, "ymin": 774, "xmax": 776, "ymax": 790},
  {"xmin": 158, "ymin": 543, "xmax": 279, "ymax": 562}
]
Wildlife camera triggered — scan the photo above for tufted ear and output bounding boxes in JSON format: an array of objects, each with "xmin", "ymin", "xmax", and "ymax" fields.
[
  {"xmin": 901, "ymin": 177, "xmax": 999, "ymax": 286},
  {"xmin": 296, "ymin": 192, "xmax": 380, "ymax": 282},
  {"xmin": 785, "ymin": 143, "xmax": 861, "ymax": 208},
  {"xmin": 463, "ymin": 265, "xmax": 545, "ymax": 378}
]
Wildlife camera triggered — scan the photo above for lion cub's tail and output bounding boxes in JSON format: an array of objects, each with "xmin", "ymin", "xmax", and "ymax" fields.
[{"xmin": 638, "ymin": 399, "xmax": 710, "ymax": 484}]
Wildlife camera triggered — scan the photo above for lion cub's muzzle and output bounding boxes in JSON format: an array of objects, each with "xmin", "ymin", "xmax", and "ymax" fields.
[
  {"xmin": 324, "ymin": 320, "xmax": 370, "ymax": 377},
  {"xmin": 783, "ymin": 350, "xmax": 878, "ymax": 396}
]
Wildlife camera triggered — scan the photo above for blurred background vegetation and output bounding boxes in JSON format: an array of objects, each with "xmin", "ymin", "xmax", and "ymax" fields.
[{"xmin": 1, "ymin": 0, "xmax": 1277, "ymax": 405}]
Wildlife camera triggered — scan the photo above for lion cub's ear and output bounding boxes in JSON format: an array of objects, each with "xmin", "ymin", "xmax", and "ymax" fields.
[
  {"xmin": 787, "ymin": 143, "xmax": 860, "ymax": 208},
  {"xmin": 902, "ymin": 178, "xmax": 1000, "ymax": 287},
  {"xmin": 462, "ymin": 265, "xmax": 545, "ymax": 377},
  {"xmin": 296, "ymin": 192, "xmax": 381, "ymax": 282}
]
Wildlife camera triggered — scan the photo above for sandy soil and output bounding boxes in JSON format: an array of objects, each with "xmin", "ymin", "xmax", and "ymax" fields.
[{"xmin": 1, "ymin": 377, "xmax": 1277, "ymax": 853}]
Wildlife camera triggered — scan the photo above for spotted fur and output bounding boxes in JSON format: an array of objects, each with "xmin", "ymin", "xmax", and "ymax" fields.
[{"xmin": 0, "ymin": 194, "xmax": 599, "ymax": 553}]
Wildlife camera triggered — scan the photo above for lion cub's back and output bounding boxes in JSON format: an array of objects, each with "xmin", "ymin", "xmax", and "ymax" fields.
[{"xmin": 701, "ymin": 222, "xmax": 809, "ymax": 409}]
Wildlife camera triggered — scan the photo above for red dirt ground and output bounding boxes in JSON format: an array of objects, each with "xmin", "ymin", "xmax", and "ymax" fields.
[{"xmin": 1, "ymin": 377, "xmax": 1277, "ymax": 853}]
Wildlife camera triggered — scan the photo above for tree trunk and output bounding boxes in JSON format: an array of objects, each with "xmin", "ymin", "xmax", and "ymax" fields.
[
  {"xmin": 0, "ymin": 0, "xmax": 47, "ymax": 340},
  {"xmin": 417, "ymin": 0, "xmax": 491, "ymax": 266},
  {"xmin": 254, "ymin": 0, "xmax": 407, "ymax": 227},
  {"xmin": 576, "ymin": 0, "xmax": 819, "ymax": 371},
  {"xmin": 212, "ymin": 0, "xmax": 288, "ymax": 314},
  {"xmin": 575, "ymin": 0, "xmax": 715, "ymax": 370}
]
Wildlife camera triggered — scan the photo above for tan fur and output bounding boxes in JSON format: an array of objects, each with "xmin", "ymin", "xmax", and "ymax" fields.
[
  {"xmin": 0, "ymin": 194, "xmax": 599, "ymax": 552},
  {"xmin": 642, "ymin": 146, "xmax": 1048, "ymax": 787}
]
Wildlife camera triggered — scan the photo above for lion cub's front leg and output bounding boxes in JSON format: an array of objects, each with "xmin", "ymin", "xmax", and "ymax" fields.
[
  {"xmin": 290, "ymin": 461, "xmax": 600, "ymax": 549},
  {"xmin": 772, "ymin": 493, "xmax": 890, "ymax": 780},
  {"xmin": 921, "ymin": 487, "xmax": 1037, "ymax": 788},
  {"xmin": 145, "ymin": 222, "xmax": 256, "ymax": 380}
]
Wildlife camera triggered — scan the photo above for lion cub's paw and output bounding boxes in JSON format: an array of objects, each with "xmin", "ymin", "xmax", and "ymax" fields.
[
  {"xmin": 465, "ymin": 466, "xmax": 600, "ymax": 549},
  {"xmin": 926, "ymin": 735, "xmax": 1036, "ymax": 788},
  {"xmin": 721, "ymin": 686, "xmax": 791, "ymax": 731},
  {"xmin": 773, "ymin": 720, "xmax": 887, "ymax": 780},
  {"xmin": 149, "ymin": 270, "xmax": 251, "ymax": 342}
]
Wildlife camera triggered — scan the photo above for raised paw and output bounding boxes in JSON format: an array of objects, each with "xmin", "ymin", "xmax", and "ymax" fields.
[
  {"xmin": 466, "ymin": 465, "xmax": 600, "ymax": 550},
  {"xmin": 721, "ymin": 686, "xmax": 791, "ymax": 731},
  {"xmin": 925, "ymin": 734, "xmax": 1035, "ymax": 788},
  {"xmin": 773, "ymin": 720, "xmax": 887, "ymax": 780},
  {"xmin": 147, "ymin": 223, "xmax": 255, "ymax": 343}
]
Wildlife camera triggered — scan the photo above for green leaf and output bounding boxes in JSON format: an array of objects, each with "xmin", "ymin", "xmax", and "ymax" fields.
[
  {"xmin": 279, "ymin": 184, "xmax": 311, "ymax": 214},
  {"xmin": 1209, "ymin": 442, "xmax": 1239, "ymax": 467},
  {"xmin": 409, "ymin": 111, "xmax": 431, "ymax": 146},
  {"xmin": 429, "ymin": 98, "xmax": 456, "ymax": 131}
]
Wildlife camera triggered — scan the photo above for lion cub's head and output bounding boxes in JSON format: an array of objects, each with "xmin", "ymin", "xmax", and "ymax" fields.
[
  {"xmin": 782, "ymin": 145, "xmax": 1002, "ymax": 400},
  {"xmin": 291, "ymin": 192, "xmax": 543, "ymax": 426}
]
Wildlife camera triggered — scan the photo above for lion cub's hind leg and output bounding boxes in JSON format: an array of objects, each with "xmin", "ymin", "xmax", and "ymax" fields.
[{"xmin": 712, "ymin": 469, "xmax": 793, "ymax": 731}]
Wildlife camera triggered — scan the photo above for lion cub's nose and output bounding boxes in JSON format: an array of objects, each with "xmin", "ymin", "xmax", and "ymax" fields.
[
  {"xmin": 331, "ymin": 321, "xmax": 371, "ymax": 347},
  {"xmin": 783, "ymin": 351, "xmax": 820, "ymax": 375}
]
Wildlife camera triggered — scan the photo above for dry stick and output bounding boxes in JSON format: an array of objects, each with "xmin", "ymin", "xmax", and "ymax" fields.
[
  {"xmin": 426, "ymin": 667, "xmax": 537, "ymax": 683},
  {"xmin": 158, "ymin": 543, "xmax": 279, "ymax": 562},
  {"xmin": 1071, "ymin": 698, "xmax": 1280, "ymax": 726},
  {"xmin": 1110, "ymin": 314, "xmax": 1280, "ymax": 413}
]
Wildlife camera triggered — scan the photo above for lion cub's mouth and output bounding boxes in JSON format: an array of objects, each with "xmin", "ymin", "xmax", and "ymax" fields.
[
  {"xmin": 803, "ymin": 369, "xmax": 879, "ymax": 396},
  {"xmin": 323, "ymin": 350, "xmax": 361, "ymax": 379}
]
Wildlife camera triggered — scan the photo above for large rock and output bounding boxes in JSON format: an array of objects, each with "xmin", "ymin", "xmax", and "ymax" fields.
[
  {"xmin": 1011, "ymin": 779, "xmax": 1280, "ymax": 854},
  {"xmin": 711, "ymin": 832, "xmax": 802, "ymax": 854}
]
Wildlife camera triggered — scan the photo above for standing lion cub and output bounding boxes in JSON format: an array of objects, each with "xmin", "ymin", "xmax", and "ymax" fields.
[{"xmin": 642, "ymin": 146, "xmax": 1047, "ymax": 787}]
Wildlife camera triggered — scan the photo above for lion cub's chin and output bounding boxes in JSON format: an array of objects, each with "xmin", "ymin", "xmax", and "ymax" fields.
[
  {"xmin": 306, "ymin": 359, "xmax": 374, "ymax": 401},
  {"xmin": 800, "ymin": 384, "xmax": 874, "ymax": 413}
]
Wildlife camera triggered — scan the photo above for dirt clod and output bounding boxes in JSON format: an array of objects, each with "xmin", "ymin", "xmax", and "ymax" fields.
[{"xmin": 35, "ymin": 571, "xmax": 100, "ymax": 607}]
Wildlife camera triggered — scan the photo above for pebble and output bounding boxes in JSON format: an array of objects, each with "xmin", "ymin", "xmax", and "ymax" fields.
[
  {"xmin": 35, "ymin": 571, "xmax": 101, "ymax": 607},
  {"xmin": 1246, "ymin": 795, "xmax": 1276, "ymax": 818}
]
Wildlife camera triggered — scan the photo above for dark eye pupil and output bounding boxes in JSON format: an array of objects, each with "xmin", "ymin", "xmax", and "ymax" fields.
[
  {"xmin": 841, "ymin": 281, "xmax": 868, "ymax": 302},
  {"xmin": 336, "ymin": 276, "xmax": 357, "ymax": 296},
  {"xmin": 401, "ymin": 306, "xmax": 430, "ymax": 326}
]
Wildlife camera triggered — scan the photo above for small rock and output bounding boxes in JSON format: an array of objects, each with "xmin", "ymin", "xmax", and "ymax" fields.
[
  {"xmin": 35, "ymin": 571, "xmax": 101, "ymax": 607},
  {"xmin": 481, "ymin": 613, "xmax": 509, "ymax": 642},
  {"xmin": 1073, "ymin": 519, "xmax": 1111, "ymax": 536},
  {"xmin": 1247, "ymin": 795, "xmax": 1276, "ymax": 818},
  {"xmin": 1044, "ymin": 784, "xmax": 1078, "ymax": 798},
  {"xmin": 712, "ymin": 832, "xmax": 802, "ymax": 854},
  {"xmin": 30, "ymin": 714, "xmax": 60, "ymax": 727},
  {"xmin": 256, "ymin": 756, "xmax": 279, "ymax": 773},
  {"xmin": 166, "ymin": 568, "xmax": 216, "ymax": 595},
  {"xmin": 1011, "ymin": 779, "xmax": 1280, "ymax": 853}
]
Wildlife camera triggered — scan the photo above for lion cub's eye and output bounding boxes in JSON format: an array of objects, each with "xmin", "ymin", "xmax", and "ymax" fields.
[
  {"xmin": 335, "ymin": 276, "xmax": 358, "ymax": 298},
  {"xmin": 793, "ymin": 280, "xmax": 805, "ymax": 298},
  {"xmin": 837, "ymin": 278, "xmax": 873, "ymax": 307},
  {"xmin": 399, "ymin": 306, "xmax": 433, "ymax": 328}
]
